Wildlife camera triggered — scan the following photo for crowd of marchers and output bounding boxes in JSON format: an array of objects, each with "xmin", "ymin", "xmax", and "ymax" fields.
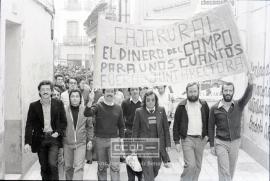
[{"xmin": 24, "ymin": 70, "xmax": 254, "ymax": 181}]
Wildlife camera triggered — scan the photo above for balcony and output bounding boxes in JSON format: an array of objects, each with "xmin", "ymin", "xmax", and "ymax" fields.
[{"xmin": 63, "ymin": 36, "xmax": 89, "ymax": 46}]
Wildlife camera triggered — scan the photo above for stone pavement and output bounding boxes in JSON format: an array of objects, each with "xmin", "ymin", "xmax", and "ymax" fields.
[{"xmin": 20, "ymin": 146, "xmax": 268, "ymax": 181}]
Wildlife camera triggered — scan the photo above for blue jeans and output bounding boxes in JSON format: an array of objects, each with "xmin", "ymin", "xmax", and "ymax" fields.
[
  {"xmin": 37, "ymin": 135, "xmax": 59, "ymax": 180},
  {"xmin": 95, "ymin": 137, "xmax": 120, "ymax": 181}
]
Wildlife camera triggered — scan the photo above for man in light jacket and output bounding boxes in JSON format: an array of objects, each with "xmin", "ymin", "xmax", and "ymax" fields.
[{"xmin": 63, "ymin": 89, "xmax": 94, "ymax": 180}]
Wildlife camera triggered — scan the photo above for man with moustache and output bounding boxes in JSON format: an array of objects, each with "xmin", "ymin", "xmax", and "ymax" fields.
[
  {"xmin": 173, "ymin": 82, "xmax": 209, "ymax": 181},
  {"xmin": 208, "ymin": 73, "xmax": 254, "ymax": 181},
  {"xmin": 84, "ymin": 88, "xmax": 125, "ymax": 181},
  {"xmin": 121, "ymin": 87, "xmax": 143, "ymax": 181},
  {"xmin": 24, "ymin": 80, "xmax": 67, "ymax": 180}
]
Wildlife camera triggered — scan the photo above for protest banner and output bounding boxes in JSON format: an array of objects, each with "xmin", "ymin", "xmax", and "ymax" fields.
[{"xmin": 93, "ymin": 3, "xmax": 248, "ymax": 88}]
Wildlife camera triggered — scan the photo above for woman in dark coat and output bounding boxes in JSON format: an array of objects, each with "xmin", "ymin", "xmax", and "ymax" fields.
[{"xmin": 132, "ymin": 90, "xmax": 171, "ymax": 181}]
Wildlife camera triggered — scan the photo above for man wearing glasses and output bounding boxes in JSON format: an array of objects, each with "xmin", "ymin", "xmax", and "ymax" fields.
[{"xmin": 61, "ymin": 77, "xmax": 84, "ymax": 106}]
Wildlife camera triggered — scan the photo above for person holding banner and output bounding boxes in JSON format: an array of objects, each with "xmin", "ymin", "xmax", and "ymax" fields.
[
  {"xmin": 173, "ymin": 82, "xmax": 210, "ymax": 181},
  {"xmin": 208, "ymin": 72, "xmax": 254, "ymax": 181},
  {"xmin": 132, "ymin": 90, "xmax": 171, "ymax": 181},
  {"xmin": 84, "ymin": 88, "xmax": 125, "ymax": 181}
]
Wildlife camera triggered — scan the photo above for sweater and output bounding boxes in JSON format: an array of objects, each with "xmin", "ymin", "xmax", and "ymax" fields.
[
  {"xmin": 84, "ymin": 101, "xmax": 125, "ymax": 138},
  {"xmin": 121, "ymin": 98, "xmax": 141, "ymax": 130},
  {"xmin": 208, "ymin": 83, "xmax": 253, "ymax": 147}
]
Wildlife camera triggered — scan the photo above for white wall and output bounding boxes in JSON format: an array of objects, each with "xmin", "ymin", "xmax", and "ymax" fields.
[
  {"xmin": 21, "ymin": 0, "xmax": 54, "ymax": 173},
  {"xmin": 0, "ymin": 0, "xmax": 6, "ymax": 179},
  {"xmin": 0, "ymin": 0, "xmax": 54, "ymax": 175},
  {"xmin": 239, "ymin": 1, "xmax": 270, "ymax": 169},
  {"xmin": 54, "ymin": 0, "xmax": 90, "ymax": 66}
]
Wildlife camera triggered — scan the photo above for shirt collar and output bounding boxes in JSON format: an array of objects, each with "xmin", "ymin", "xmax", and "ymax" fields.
[
  {"xmin": 146, "ymin": 107, "xmax": 155, "ymax": 113},
  {"xmin": 130, "ymin": 96, "xmax": 142, "ymax": 104},
  {"xmin": 40, "ymin": 98, "xmax": 51, "ymax": 106},
  {"xmin": 218, "ymin": 99, "xmax": 234, "ymax": 108}
]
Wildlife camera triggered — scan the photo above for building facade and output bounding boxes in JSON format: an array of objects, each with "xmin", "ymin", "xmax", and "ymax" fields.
[
  {"xmin": 54, "ymin": 0, "xmax": 93, "ymax": 68},
  {"xmin": 84, "ymin": 0, "xmax": 130, "ymax": 71},
  {"xmin": 0, "ymin": 0, "xmax": 55, "ymax": 178}
]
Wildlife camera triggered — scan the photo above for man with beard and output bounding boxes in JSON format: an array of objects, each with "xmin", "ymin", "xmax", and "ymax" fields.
[
  {"xmin": 173, "ymin": 82, "xmax": 209, "ymax": 181},
  {"xmin": 84, "ymin": 88, "xmax": 125, "ymax": 181},
  {"xmin": 24, "ymin": 80, "xmax": 67, "ymax": 180},
  {"xmin": 208, "ymin": 73, "xmax": 254, "ymax": 181}
]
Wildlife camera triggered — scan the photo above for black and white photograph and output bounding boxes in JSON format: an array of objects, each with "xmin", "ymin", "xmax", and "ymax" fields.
[{"xmin": 0, "ymin": 0, "xmax": 269, "ymax": 180}]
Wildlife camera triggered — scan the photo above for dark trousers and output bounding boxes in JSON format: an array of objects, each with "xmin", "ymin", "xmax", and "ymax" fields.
[
  {"xmin": 126, "ymin": 165, "xmax": 143, "ymax": 181},
  {"xmin": 140, "ymin": 157, "xmax": 161, "ymax": 181},
  {"xmin": 125, "ymin": 129, "xmax": 143, "ymax": 181},
  {"xmin": 37, "ymin": 135, "xmax": 60, "ymax": 180}
]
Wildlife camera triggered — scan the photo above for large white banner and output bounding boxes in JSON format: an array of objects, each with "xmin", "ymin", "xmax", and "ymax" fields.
[{"xmin": 94, "ymin": 4, "xmax": 248, "ymax": 88}]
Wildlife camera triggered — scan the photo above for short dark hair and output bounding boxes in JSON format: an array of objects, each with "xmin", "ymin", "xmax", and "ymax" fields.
[
  {"xmin": 53, "ymin": 86, "xmax": 61, "ymax": 93},
  {"xmin": 38, "ymin": 80, "xmax": 53, "ymax": 91},
  {"xmin": 128, "ymin": 87, "xmax": 141, "ymax": 92},
  {"xmin": 54, "ymin": 74, "xmax": 64, "ymax": 80},
  {"xmin": 222, "ymin": 82, "xmax": 235, "ymax": 92},
  {"xmin": 78, "ymin": 78, "xmax": 86, "ymax": 84},
  {"xmin": 102, "ymin": 88, "xmax": 115, "ymax": 94},
  {"xmin": 68, "ymin": 77, "xmax": 78, "ymax": 84},
  {"xmin": 141, "ymin": 90, "xmax": 159, "ymax": 109},
  {"xmin": 69, "ymin": 89, "xmax": 82, "ymax": 105},
  {"xmin": 186, "ymin": 82, "xmax": 199, "ymax": 93}
]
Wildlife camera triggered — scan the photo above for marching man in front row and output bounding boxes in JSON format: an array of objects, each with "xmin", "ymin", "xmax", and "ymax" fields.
[
  {"xmin": 173, "ymin": 82, "xmax": 210, "ymax": 181},
  {"xmin": 208, "ymin": 72, "xmax": 254, "ymax": 181}
]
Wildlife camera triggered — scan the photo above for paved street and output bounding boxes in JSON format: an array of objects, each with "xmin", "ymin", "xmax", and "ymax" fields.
[{"xmin": 20, "ymin": 147, "xmax": 268, "ymax": 181}]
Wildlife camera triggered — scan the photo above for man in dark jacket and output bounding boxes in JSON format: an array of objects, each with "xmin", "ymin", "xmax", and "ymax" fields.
[
  {"xmin": 24, "ymin": 80, "xmax": 67, "ymax": 180},
  {"xmin": 208, "ymin": 73, "xmax": 254, "ymax": 181},
  {"xmin": 173, "ymin": 82, "xmax": 209, "ymax": 181},
  {"xmin": 121, "ymin": 87, "xmax": 143, "ymax": 181},
  {"xmin": 132, "ymin": 90, "xmax": 171, "ymax": 181}
]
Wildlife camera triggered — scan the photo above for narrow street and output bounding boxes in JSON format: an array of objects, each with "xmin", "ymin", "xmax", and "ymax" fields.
[
  {"xmin": 1, "ymin": 0, "xmax": 269, "ymax": 180},
  {"xmin": 18, "ymin": 147, "xmax": 268, "ymax": 180}
]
